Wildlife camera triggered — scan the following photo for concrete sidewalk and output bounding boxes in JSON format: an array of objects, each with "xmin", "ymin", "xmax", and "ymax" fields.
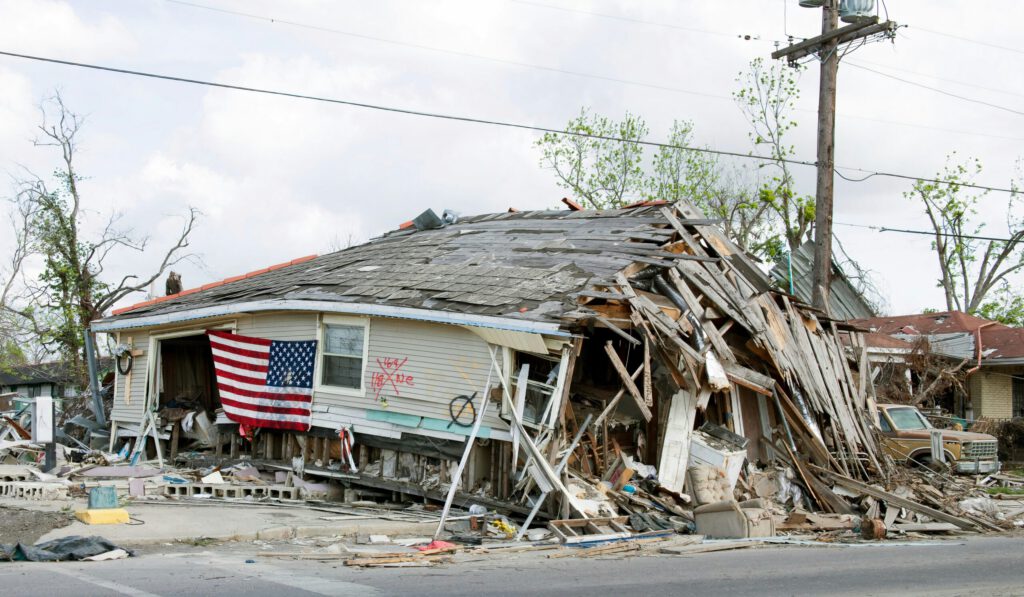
[{"xmin": 3, "ymin": 497, "xmax": 439, "ymax": 546}]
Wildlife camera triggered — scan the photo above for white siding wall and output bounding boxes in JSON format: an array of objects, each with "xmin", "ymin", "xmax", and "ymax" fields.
[
  {"xmin": 108, "ymin": 312, "xmax": 509, "ymax": 434},
  {"xmin": 111, "ymin": 330, "xmax": 151, "ymax": 426},
  {"xmin": 315, "ymin": 317, "xmax": 508, "ymax": 431},
  {"xmin": 236, "ymin": 312, "xmax": 317, "ymax": 341}
]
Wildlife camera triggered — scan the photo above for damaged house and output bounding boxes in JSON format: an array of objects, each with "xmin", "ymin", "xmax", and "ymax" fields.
[
  {"xmin": 89, "ymin": 201, "xmax": 897, "ymax": 535},
  {"xmin": 854, "ymin": 311, "xmax": 1024, "ymax": 421}
]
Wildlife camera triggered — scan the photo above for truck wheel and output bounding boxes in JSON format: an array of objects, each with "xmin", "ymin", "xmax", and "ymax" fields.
[{"xmin": 909, "ymin": 454, "xmax": 948, "ymax": 472}]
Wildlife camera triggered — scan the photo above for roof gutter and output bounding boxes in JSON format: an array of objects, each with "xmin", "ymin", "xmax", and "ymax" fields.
[{"xmin": 89, "ymin": 299, "xmax": 572, "ymax": 337}]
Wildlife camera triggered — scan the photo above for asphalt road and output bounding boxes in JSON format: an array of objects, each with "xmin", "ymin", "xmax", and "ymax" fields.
[{"xmin": 2, "ymin": 536, "xmax": 1023, "ymax": 596}]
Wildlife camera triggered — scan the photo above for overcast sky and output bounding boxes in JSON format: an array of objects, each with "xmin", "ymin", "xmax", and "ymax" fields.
[{"xmin": 1, "ymin": 0, "xmax": 1021, "ymax": 316}]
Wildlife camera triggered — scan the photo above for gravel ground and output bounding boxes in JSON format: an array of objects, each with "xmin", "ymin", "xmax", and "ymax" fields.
[{"xmin": 0, "ymin": 506, "xmax": 74, "ymax": 545}]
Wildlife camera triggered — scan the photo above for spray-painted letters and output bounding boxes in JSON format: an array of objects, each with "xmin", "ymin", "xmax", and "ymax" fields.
[{"xmin": 371, "ymin": 356, "xmax": 415, "ymax": 401}]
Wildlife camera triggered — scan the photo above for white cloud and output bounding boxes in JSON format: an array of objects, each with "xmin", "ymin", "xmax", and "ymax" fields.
[
  {"xmin": 0, "ymin": 0, "xmax": 135, "ymax": 58},
  {"xmin": 1, "ymin": 0, "xmax": 1022, "ymax": 315}
]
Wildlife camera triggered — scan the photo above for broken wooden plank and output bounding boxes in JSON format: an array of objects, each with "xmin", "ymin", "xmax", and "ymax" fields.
[
  {"xmin": 604, "ymin": 342, "xmax": 652, "ymax": 422},
  {"xmin": 811, "ymin": 466, "xmax": 983, "ymax": 531}
]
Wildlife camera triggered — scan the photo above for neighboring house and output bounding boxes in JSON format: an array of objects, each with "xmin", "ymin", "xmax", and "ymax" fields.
[
  {"xmin": 852, "ymin": 311, "xmax": 1024, "ymax": 421},
  {"xmin": 0, "ymin": 360, "xmax": 110, "ymax": 413}
]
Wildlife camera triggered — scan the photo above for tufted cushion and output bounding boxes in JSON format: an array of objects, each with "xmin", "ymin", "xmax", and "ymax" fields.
[{"xmin": 688, "ymin": 464, "xmax": 732, "ymax": 506}]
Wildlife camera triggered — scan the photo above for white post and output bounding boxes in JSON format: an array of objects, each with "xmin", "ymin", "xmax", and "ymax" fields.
[{"xmin": 433, "ymin": 367, "xmax": 493, "ymax": 540}]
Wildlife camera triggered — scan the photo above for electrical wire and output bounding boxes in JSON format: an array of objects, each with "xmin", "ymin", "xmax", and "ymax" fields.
[
  {"xmin": 835, "ymin": 222, "xmax": 1024, "ymax": 243},
  {"xmin": 508, "ymin": 0, "xmax": 773, "ymax": 41},
  {"xmin": 160, "ymin": 0, "xmax": 730, "ymax": 102},
  {"xmin": 848, "ymin": 59, "xmax": 1024, "ymax": 100},
  {"xmin": 845, "ymin": 62, "xmax": 1024, "ymax": 117},
  {"xmin": 159, "ymin": 0, "xmax": 1024, "ymax": 143},
  {"xmin": 912, "ymin": 26, "xmax": 1024, "ymax": 57},
  {"xmin": 1, "ymin": 49, "xmax": 1020, "ymax": 195}
]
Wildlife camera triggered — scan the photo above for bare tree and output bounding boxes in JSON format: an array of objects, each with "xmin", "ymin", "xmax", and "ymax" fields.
[
  {"xmin": 909, "ymin": 155, "xmax": 1024, "ymax": 316},
  {"xmin": 5, "ymin": 93, "xmax": 198, "ymax": 378}
]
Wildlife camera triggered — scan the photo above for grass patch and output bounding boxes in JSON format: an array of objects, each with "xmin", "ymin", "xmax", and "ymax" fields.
[{"xmin": 985, "ymin": 487, "xmax": 1024, "ymax": 495}]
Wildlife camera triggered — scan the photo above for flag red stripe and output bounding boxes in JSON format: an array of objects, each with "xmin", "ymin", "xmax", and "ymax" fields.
[
  {"xmin": 220, "ymin": 396, "xmax": 312, "ymax": 416},
  {"xmin": 209, "ymin": 343, "xmax": 273, "ymax": 361},
  {"xmin": 223, "ymin": 410, "xmax": 308, "ymax": 431},
  {"xmin": 208, "ymin": 329, "xmax": 272, "ymax": 347},
  {"xmin": 212, "ymin": 354, "xmax": 269, "ymax": 374},
  {"xmin": 214, "ymin": 369, "xmax": 273, "ymax": 387},
  {"xmin": 217, "ymin": 382, "xmax": 312, "ymax": 402}
]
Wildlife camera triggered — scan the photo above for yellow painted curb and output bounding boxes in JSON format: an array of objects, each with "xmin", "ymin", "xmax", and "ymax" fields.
[{"xmin": 75, "ymin": 508, "xmax": 130, "ymax": 525}]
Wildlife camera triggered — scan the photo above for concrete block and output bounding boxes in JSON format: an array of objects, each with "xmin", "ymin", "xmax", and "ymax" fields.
[
  {"xmin": 0, "ymin": 481, "xmax": 69, "ymax": 500},
  {"xmin": 75, "ymin": 508, "xmax": 130, "ymax": 525},
  {"xmin": 256, "ymin": 526, "xmax": 293, "ymax": 541},
  {"xmin": 0, "ymin": 465, "xmax": 36, "ymax": 482}
]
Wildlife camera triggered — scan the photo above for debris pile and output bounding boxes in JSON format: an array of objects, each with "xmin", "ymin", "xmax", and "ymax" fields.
[{"xmin": 5, "ymin": 201, "xmax": 1023, "ymax": 558}]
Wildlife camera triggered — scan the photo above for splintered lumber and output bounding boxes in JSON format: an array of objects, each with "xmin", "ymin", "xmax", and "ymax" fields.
[
  {"xmin": 604, "ymin": 342, "xmax": 652, "ymax": 422},
  {"xmin": 890, "ymin": 522, "xmax": 960, "ymax": 533},
  {"xmin": 547, "ymin": 542, "xmax": 643, "ymax": 559},
  {"xmin": 593, "ymin": 365, "xmax": 644, "ymax": 427},
  {"xmin": 812, "ymin": 467, "xmax": 984, "ymax": 531},
  {"xmin": 345, "ymin": 555, "xmax": 451, "ymax": 567},
  {"xmin": 660, "ymin": 540, "xmax": 762, "ymax": 556},
  {"xmin": 643, "ymin": 337, "xmax": 653, "ymax": 407}
]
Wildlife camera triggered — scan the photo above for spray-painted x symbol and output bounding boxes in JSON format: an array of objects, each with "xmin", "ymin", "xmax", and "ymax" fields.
[{"xmin": 374, "ymin": 356, "xmax": 409, "ymax": 400}]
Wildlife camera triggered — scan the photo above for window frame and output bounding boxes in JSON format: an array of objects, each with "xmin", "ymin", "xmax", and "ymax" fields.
[{"xmin": 315, "ymin": 314, "xmax": 370, "ymax": 397}]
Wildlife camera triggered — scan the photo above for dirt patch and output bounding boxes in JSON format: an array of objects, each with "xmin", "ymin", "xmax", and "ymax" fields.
[{"xmin": 0, "ymin": 506, "xmax": 74, "ymax": 545}]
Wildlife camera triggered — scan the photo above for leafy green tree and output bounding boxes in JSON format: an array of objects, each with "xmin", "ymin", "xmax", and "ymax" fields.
[
  {"xmin": 535, "ymin": 108, "xmax": 648, "ymax": 209},
  {"xmin": 909, "ymin": 154, "xmax": 1024, "ymax": 316},
  {"xmin": 733, "ymin": 58, "xmax": 813, "ymax": 253},
  {"xmin": 646, "ymin": 120, "xmax": 779, "ymax": 256},
  {"xmin": 977, "ymin": 282, "xmax": 1024, "ymax": 326}
]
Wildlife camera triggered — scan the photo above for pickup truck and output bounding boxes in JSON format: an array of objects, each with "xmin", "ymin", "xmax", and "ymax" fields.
[{"xmin": 875, "ymin": 403, "xmax": 1000, "ymax": 474}]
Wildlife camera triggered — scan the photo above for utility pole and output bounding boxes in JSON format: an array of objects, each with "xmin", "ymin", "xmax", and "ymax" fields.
[
  {"xmin": 811, "ymin": 0, "xmax": 839, "ymax": 313},
  {"xmin": 772, "ymin": 3, "xmax": 896, "ymax": 314}
]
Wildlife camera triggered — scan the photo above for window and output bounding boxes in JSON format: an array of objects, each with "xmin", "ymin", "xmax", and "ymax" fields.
[
  {"xmin": 319, "ymin": 317, "xmax": 368, "ymax": 392},
  {"xmin": 1013, "ymin": 377, "xmax": 1024, "ymax": 418},
  {"xmin": 878, "ymin": 414, "xmax": 892, "ymax": 433},
  {"xmin": 26, "ymin": 385, "xmax": 41, "ymax": 398},
  {"xmin": 886, "ymin": 407, "xmax": 930, "ymax": 431}
]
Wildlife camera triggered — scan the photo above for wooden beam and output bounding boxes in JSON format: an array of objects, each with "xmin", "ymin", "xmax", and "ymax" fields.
[
  {"xmin": 772, "ymin": 17, "xmax": 881, "ymax": 60},
  {"xmin": 810, "ymin": 466, "xmax": 983, "ymax": 531},
  {"xmin": 603, "ymin": 342, "xmax": 652, "ymax": 422}
]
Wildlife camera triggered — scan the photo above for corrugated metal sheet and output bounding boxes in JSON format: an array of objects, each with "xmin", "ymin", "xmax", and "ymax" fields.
[{"xmin": 770, "ymin": 240, "xmax": 876, "ymax": 321}]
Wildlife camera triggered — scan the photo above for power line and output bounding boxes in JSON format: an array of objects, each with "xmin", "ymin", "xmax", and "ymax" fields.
[
  {"xmin": 848, "ymin": 59, "xmax": 1024, "ymax": 100},
  {"xmin": 509, "ymin": 0, "xmax": 774, "ymax": 42},
  {"xmin": 912, "ymin": 26, "xmax": 1024, "ymax": 57},
  {"xmin": 845, "ymin": 62, "xmax": 1024, "ymax": 117},
  {"xmin": 836, "ymin": 222, "xmax": 1023, "ymax": 243},
  {"xmin": 160, "ymin": 0, "xmax": 1024, "ymax": 143},
  {"xmin": 160, "ymin": 0, "xmax": 729, "ymax": 102},
  {"xmin": 1, "ymin": 49, "xmax": 1019, "ymax": 195}
]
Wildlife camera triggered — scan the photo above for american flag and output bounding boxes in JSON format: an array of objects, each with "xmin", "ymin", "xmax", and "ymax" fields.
[{"xmin": 207, "ymin": 330, "xmax": 317, "ymax": 431}]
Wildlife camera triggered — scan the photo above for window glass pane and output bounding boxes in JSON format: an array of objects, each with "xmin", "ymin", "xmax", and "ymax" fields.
[
  {"xmin": 325, "ymin": 324, "xmax": 364, "ymax": 356},
  {"xmin": 887, "ymin": 407, "xmax": 929, "ymax": 430},
  {"xmin": 323, "ymin": 355, "xmax": 362, "ymax": 389},
  {"xmin": 878, "ymin": 415, "xmax": 891, "ymax": 432}
]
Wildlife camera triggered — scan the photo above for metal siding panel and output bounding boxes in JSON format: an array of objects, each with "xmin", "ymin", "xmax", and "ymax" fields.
[
  {"xmin": 111, "ymin": 330, "xmax": 150, "ymax": 426},
  {"xmin": 314, "ymin": 318, "xmax": 507, "ymax": 431}
]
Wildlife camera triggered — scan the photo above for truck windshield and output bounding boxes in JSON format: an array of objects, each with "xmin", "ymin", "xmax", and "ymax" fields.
[{"xmin": 886, "ymin": 407, "xmax": 931, "ymax": 430}]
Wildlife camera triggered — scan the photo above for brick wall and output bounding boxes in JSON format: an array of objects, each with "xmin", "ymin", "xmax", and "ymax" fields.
[{"xmin": 971, "ymin": 367, "xmax": 1024, "ymax": 420}]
